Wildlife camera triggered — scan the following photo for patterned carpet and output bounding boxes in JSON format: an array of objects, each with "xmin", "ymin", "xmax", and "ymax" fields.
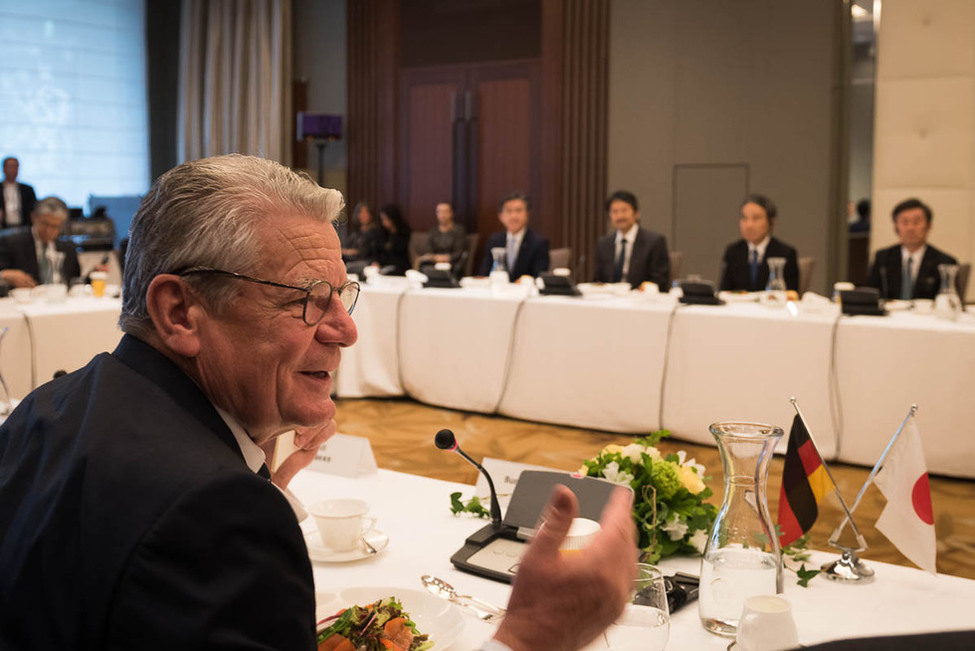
[{"xmin": 335, "ymin": 397, "xmax": 975, "ymax": 580}]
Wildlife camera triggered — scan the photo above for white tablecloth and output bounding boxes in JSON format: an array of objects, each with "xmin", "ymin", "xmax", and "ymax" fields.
[
  {"xmin": 335, "ymin": 283, "xmax": 406, "ymax": 398},
  {"xmin": 290, "ymin": 467, "xmax": 975, "ymax": 650},
  {"xmin": 499, "ymin": 295, "xmax": 673, "ymax": 432}
]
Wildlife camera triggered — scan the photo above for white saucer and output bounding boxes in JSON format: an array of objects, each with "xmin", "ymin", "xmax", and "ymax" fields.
[{"xmin": 305, "ymin": 528, "xmax": 389, "ymax": 563}]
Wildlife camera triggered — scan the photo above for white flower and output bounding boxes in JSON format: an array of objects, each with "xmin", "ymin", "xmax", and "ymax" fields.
[
  {"xmin": 676, "ymin": 450, "xmax": 706, "ymax": 476},
  {"xmin": 620, "ymin": 443, "xmax": 645, "ymax": 464},
  {"xmin": 661, "ymin": 513, "xmax": 689, "ymax": 541},
  {"xmin": 689, "ymin": 528, "xmax": 708, "ymax": 554},
  {"xmin": 644, "ymin": 446, "xmax": 663, "ymax": 463},
  {"xmin": 602, "ymin": 461, "xmax": 634, "ymax": 487}
]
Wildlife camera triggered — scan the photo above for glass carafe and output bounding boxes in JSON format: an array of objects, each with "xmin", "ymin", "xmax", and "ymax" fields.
[
  {"xmin": 489, "ymin": 247, "xmax": 509, "ymax": 293},
  {"xmin": 761, "ymin": 257, "xmax": 787, "ymax": 307},
  {"xmin": 934, "ymin": 263, "xmax": 962, "ymax": 321},
  {"xmin": 699, "ymin": 421, "xmax": 783, "ymax": 637}
]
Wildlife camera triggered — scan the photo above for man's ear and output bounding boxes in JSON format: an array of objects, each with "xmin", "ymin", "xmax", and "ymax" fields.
[{"xmin": 146, "ymin": 274, "xmax": 203, "ymax": 358}]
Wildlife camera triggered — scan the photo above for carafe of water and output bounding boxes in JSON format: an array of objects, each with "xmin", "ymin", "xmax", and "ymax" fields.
[
  {"xmin": 934, "ymin": 263, "xmax": 962, "ymax": 321},
  {"xmin": 489, "ymin": 247, "xmax": 509, "ymax": 293},
  {"xmin": 761, "ymin": 257, "xmax": 787, "ymax": 307},
  {"xmin": 699, "ymin": 421, "xmax": 783, "ymax": 637}
]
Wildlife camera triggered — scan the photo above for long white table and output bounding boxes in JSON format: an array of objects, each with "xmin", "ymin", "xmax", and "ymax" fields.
[
  {"xmin": 290, "ymin": 467, "xmax": 975, "ymax": 650},
  {"xmin": 7, "ymin": 284, "xmax": 975, "ymax": 478}
]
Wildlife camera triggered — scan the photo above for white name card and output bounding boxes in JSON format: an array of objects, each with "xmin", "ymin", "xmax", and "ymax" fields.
[
  {"xmin": 308, "ymin": 433, "xmax": 378, "ymax": 477},
  {"xmin": 474, "ymin": 457, "xmax": 563, "ymax": 497}
]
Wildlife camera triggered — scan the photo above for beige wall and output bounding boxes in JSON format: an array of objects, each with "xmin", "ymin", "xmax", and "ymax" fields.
[
  {"xmin": 607, "ymin": 0, "xmax": 844, "ymax": 293},
  {"xmin": 871, "ymin": 0, "xmax": 975, "ymax": 301}
]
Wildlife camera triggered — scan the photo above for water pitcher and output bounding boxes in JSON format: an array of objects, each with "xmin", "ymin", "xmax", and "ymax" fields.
[
  {"xmin": 761, "ymin": 257, "xmax": 787, "ymax": 307},
  {"xmin": 699, "ymin": 421, "xmax": 783, "ymax": 637},
  {"xmin": 934, "ymin": 263, "xmax": 962, "ymax": 321},
  {"xmin": 489, "ymin": 247, "xmax": 509, "ymax": 294}
]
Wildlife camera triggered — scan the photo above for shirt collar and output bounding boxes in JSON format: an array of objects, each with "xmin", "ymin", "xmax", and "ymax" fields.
[
  {"xmin": 901, "ymin": 244, "xmax": 926, "ymax": 266},
  {"xmin": 748, "ymin": 235, "xmax": 771, "ymax": 259},
  {"xmin": 617, "ymin": 223, "xmax": 639, "ymax": 244},
  {"xmin": 214, "ymin": 406, "xmax": 267, "ymax": 474}
]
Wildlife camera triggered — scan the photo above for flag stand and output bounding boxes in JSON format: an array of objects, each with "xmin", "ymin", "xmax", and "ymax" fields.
[{"xmin": 820, "ymin": 404, "xmax": 918, "ymax": 583}]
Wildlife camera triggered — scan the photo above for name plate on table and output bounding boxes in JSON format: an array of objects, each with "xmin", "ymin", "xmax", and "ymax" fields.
[
  {"xmin": 309, "ymin": 433, "xmax": 378, "ymax": 477},
  {"xmin": 274, "ymin": 431, "xmax": 377, "ymax": 478},
  {"xmin": 474, "ymin": 457, "xmax": 564, "ymax": 500}
]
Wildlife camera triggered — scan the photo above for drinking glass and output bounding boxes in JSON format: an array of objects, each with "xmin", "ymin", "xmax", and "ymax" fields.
[{"xmin": 602, "ymin": 563, "xmax": 670, "ymax": 650}]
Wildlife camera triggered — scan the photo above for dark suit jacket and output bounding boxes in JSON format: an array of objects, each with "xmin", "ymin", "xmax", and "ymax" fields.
[
  {"xmin": 866, "ymin": 243, "xmax": 957, "ymax": 300},
  {"xmin": 0, "ymin": 335, "xmax": 316, "ymax": 649},
  {"xmin": 478, "ymin": 228, "xmax": 550, "ymax": 280},
  {"xmin": 720, "ymin": 237, "xmax": 799, "ymax": 292},
  {"xmin": 0, "ymin": 182, "xmax": 36, "ymax": 229},
  {"xmin": 0, "ymin": 227, "xmax": 81, "ymax": 284},
  {"xmin": 593, "ymin": 227, "xmax": 670, "ymax": 290}
]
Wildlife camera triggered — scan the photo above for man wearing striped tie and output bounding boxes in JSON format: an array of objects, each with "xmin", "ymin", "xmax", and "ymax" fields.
[{"xmin": 867, "ymin": 198, "xmax": 957, "ymax": 300}]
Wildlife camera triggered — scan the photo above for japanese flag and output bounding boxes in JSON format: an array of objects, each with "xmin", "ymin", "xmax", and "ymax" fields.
[{"xmin": 874, "ymin": 417, "xmax": 937, "ymax": 574}]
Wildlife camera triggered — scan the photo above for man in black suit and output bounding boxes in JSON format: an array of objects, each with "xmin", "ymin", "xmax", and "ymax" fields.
[
  {"xmin": 0, "ymin": 155, "xmax": 638, "ymax": 650},
  {"xmin": 593, "ymin": 190, "xmax": 670, "ymax": 290},
  {"xmin": 719, "ymin": 194, "xmax": 799, "ymax": 292},
  {"xmin": 478, "ymin": 191, "xmax": 550, "ymax": 280},
  {"xmin": 0, "ymin": 157, "xmax": 37, "ymax": 228},
  {"xmin": 866, "ymin": 198, "xmax": 957, "ymax": 300},
  {"xmin": 0, "ymin": 196, "xmax": 81, "ymax": 287}
]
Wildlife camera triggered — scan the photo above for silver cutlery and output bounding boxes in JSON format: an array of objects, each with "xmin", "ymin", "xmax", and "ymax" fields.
[
  {"xmin": 420, "ymin": 575, "xmax": 506, "ymax": 621},
  {"xmin": 360, "ymin": 535, "xmax": 378, "ymax": 555}
]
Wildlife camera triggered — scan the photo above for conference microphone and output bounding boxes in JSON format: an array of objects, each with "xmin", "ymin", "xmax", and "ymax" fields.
[{"xmin": 435, "ymin": 429, "xmax": 502, "ymax": 525}]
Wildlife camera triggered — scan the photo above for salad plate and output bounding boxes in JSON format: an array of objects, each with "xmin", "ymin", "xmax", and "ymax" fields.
[
  {"xmin": 316, "ymin": 587, "xmax": 464, "ymax": 650},
  {"xmin": 305, "ymin": 528, "xmax": 389, "ymax": 563}
]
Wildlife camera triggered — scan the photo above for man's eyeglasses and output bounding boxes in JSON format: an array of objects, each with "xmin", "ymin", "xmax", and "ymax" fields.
[{"xmin": 177, "ymin": 267, "xmax": 359, "ymax": 326}]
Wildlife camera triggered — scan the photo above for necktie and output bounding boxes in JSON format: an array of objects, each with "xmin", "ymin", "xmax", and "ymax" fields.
[
  {"xmin": 258, "ymin": 463, "xmax": 271, "ymax": 480},
  {"xmin": 749, "ymin": 248, "xmax": 759, "ymax": 289},
  {"xmin": 506, "ymin": 235, "xmax": 517, "ymax": 272},
  {"xmin": 901, "ymin": 256, "xmax": 913, "ymax": 300},
  {"xmin": 613, "ymin": 238, "xmax": 626, "ymax": 283},
  {"xmin": 39, "ymin": 246, "xmax": 50, "ymax": 284}
]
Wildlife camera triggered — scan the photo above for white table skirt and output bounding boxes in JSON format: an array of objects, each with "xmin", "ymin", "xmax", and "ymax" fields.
[
  {"xmin": 7, "ymin": 285, "xmax": 975, "ymax": 478},
  {"xmin": 499, "ymin": 295, "xmax": 673, "ymax": 432},
  {"xmin": 290, "ymin": 467, "xmax": 975, "ymax": 650}
]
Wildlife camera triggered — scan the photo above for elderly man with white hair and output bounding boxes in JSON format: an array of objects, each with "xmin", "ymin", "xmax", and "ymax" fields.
[{"xmin": 0, "ymin": 155, "xmax": 636, "ymax": 650}]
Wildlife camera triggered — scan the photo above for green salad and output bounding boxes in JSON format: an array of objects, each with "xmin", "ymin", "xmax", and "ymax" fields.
[{"xmin": 316, "ymin": 596, "xmax": 433, "ymax": 651}]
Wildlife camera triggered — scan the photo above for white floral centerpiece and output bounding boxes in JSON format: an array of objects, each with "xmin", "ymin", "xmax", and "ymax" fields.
[{"xmin": 579, "ymin": 431, "xmax": 717, "ymax": 563}]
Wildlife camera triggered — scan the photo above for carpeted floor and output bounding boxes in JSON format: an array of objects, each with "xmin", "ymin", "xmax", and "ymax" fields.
[{"xmin": 335, "ymin": 397, "xmax": 975, "ymax": 580}]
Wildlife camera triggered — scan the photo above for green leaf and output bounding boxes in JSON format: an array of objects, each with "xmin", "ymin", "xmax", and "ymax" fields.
[
  {"xmin": 448, "ymin": 492, "xmax": 491, "ymax": 519},
  {"xmin": 796, "ymin": 563, "xmax": 821, "ymax": 588}
]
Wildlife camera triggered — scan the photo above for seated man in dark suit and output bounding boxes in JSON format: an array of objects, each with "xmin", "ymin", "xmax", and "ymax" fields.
[
  {"xmin": 478, "ymin": 191, "xmax": 550, "ymax": 280},
  {"xmin": 0, "ymin": 156, "xmax": 37, "ymax": 228},
  {"xmin": 0, "ymin": 155, "xmax": 637, "ymax": 650},
  {"xmin": 593, "ymin": 190, "xmax": 670, "ymax": 290},
  {"xmin": 0, "ymin": 196, "xmax": 81, "ymax": 288},
  {"xmin": 866, "ymin": 197, "xmax": 957, "ymax": 300},
  {"xmin": 719, "ymin": 194, "xmax": 799, "ymax": 292}
]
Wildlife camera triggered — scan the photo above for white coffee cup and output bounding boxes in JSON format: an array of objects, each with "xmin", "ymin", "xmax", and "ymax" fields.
[
  {"xmin": 736, "ymin": 595, "xmax": 799, "ymax": 651},
  {"xmin": 10, "ymin": 287, "xmax": 33, "ymax": 304},
  {"xmin": 44, "ymin": 283, "xmax": 68, "ymax": 304},
  {"xmin": 308, "ymin": 499, "xmax": 375, "ymax": 552}
]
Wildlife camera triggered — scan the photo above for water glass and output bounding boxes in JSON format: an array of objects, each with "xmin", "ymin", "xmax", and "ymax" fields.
[{"xmin": 602, "ymin": 563, "xmax": 670, "ymax": 650}]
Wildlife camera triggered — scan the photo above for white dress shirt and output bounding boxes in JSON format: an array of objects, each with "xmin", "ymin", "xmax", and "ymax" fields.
[
  {"xmin": 3, "ymin": 182, "xmax": 21, "ymax": 225},
  {"xmin": 616, "ymin": 223, "xmax": 639, "ymax": 276},
  {"xmin": 748, "ymin": 235, "xmax": 771, "ymax": 262},
  {"xmin": 901, "ymin": 245, "xmax": 925, "ymax": 285},
  {"xmin": 215, "ymin": 406, "xmax": 308, "ymax": 521}
]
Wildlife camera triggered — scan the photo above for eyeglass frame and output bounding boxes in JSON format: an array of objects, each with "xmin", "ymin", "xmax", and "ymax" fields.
[{"xmin": 175, "ymin": 266, "xmax": 360, "ymax": 325}]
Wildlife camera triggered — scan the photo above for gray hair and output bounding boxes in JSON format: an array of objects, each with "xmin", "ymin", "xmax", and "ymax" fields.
[
  {"xmin": 33, "ymin": 196, "xmax": 69, "ymax": 218},
  {"xmin": 119, "ymin": 154, "xmax": 345, "ymax": 338}
]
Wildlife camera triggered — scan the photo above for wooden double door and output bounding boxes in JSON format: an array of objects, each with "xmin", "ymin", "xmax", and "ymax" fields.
[{"xmin": 399, "ymin": 60, "xmax": 543, "ymax": 256}]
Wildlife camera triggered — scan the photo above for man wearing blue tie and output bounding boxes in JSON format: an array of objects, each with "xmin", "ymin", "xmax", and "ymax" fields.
[
  {"xmin": 478, "ymin": 192, "xmax": 550, "ymax": 280},
  {"xmin": 866, "ymin": 198, "xmax": 957, "ymax": 300},
  {"xmin": 719, "ymin": 194, "xmax": 799, "ymax": 293}
]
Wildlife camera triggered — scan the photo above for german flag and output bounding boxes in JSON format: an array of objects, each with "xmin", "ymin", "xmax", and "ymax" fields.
[{"xmin": 777, "ymin": 415, "xmax": 835, "ymax": 546}]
